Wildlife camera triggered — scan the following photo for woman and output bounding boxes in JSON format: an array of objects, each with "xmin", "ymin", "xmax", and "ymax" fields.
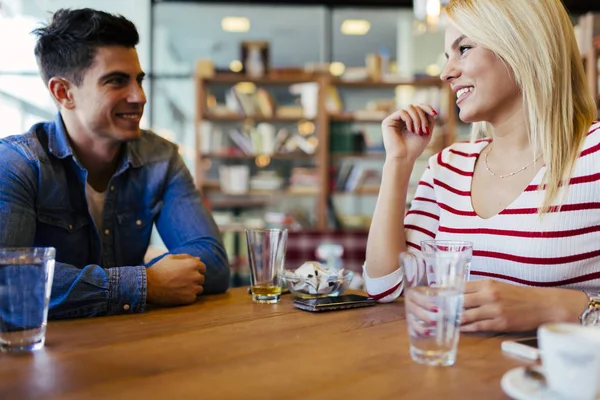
[{"xmin": 365, "ymin": 0, "xmax": 599, "ymax": 332}]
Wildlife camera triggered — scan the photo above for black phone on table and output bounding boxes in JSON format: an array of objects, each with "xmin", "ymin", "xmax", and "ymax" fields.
[
  {"xmin": 500, "ymin": 337, "xmax": 540, "ymax": 360},
  {"xmin": 293, "ymin": 294, "xmax": 376, "ymax": 312}
]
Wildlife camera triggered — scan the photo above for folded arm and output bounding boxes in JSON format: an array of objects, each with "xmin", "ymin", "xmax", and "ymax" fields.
[{"xmin": 0, "ymin": 143, "xmax": 146, "ymax": 319}]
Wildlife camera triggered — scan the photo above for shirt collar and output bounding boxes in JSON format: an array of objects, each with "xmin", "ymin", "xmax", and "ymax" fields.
[{"xmin": 48, "ymin": 112, "xmax": 143, "ymax": 169}]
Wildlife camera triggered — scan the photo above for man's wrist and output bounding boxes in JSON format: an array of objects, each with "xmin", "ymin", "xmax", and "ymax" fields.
[{"xmin": 107, "ymin": 266, "xmax": 147, "ymax": 314}]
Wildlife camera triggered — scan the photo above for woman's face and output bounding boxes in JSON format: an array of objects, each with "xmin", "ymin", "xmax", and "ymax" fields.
[{"xmin": 440, "ymin": 21, "xmax": 522, "ymax": 125}]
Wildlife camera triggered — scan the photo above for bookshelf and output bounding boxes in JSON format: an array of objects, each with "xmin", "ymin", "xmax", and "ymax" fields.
[{"xmin": 194, "ymin": 71, "xmax": 455, "ymax": 232}]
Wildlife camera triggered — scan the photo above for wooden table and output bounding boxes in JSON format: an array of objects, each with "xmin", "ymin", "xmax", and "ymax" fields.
[{"xmin": 0, "ymin": 287, "xmax": 531, "ymax": 399}]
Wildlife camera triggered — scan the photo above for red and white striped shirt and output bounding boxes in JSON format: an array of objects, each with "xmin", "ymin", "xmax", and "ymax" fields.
[{"xmin": 365, "ymin": 122, "xmax": 600, "ymax": 302}]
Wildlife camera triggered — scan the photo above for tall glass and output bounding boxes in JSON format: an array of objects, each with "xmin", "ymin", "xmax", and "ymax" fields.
[
  {"xmin": 401, "ymin": 240, "xmax": 472, "ymax": 366},
  {"xmin": 246, "ymin": 229, "xmax": 288, "ymax": 304},
  {"xmin": 0, "ymin": 247, "xmax": 55, "ymax": 352}
]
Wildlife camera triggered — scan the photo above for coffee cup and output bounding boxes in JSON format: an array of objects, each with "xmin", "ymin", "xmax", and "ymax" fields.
[{"xmin": 538, "ymin": 323, "xmax": 600, "ymax": 399}]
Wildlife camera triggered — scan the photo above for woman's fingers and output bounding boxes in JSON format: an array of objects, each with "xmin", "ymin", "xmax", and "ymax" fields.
[
  {"xmin": 411, "ymin": 105, "xmax": 431, "ymax": 135},
  {"xmin": 382, "ymin": 104, "xmax": 438, "ymax": 136},
  {"xmin": 405, "ymin": 105, "xmax": 425, "ymax": 135},
  {"xmin": 405, "ymin": 290, "xmax": 438, "ymax": 337}
]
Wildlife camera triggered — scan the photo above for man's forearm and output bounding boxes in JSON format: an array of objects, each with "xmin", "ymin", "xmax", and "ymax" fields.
[{"xmin": 49, "ymin": 262, "xmax": 147, "ymax": 319}]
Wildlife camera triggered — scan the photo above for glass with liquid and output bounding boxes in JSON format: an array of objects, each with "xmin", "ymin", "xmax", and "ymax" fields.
[
  {"xmin": 401, "ymin": 240, "xmax": 472, "ymax": 366},
  {"xmin": 246, "ymin": 229, "xmax": 288, "ymax": 303},
  {"xmin": 0, "ymin": 247, "xmax": 55, "ymax": 352}
]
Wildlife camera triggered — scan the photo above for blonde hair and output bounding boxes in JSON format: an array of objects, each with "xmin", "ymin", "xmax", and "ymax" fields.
[{"xmin": 446, "ymin": 0, "xmax": 597, "ymax": 213}]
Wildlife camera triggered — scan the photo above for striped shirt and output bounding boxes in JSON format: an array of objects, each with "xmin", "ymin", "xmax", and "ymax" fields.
[{"xmin": 364, "ymin": 122, "xmax": 600, "ymax": 302}]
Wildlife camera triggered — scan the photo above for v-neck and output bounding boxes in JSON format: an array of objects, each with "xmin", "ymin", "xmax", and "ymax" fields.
[{"xmin": 467, "ymin": 141, "xmax": 546, "ymax": 221}]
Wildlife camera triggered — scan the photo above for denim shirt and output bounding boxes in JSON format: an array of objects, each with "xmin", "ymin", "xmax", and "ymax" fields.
[{"xmin": 0, "ymin": 114, "xmax": 230, "ymax": 319}]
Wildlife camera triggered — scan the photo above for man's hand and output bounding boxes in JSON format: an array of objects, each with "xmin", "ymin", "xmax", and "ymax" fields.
[
  {"xmin": 146, "ymin": 254, "xmax": 206, "ymax": 306},
  {"xmin": 460, "ymin": 280, "xmax": 589, "ymax": 333}
]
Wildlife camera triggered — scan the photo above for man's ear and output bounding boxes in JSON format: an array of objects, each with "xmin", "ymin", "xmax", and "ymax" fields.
[{"xmin": 48, "ymin": 77, "xmax": 76, "ymax": 110}]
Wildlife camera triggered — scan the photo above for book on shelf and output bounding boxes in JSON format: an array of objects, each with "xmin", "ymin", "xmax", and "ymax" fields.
[
  {"xmin": 220, "ymin": 124, "xmax": 316, "ymax": 156},
  {"xmin": 334, "ymin": 162, "xmax": 382, "ymax": 192},
  {"xmin": 288, "ymin": 167, "xmax": 319, "ymax": 193},
  {"xmin": 218, "ymin": 85, "xmax": 277, "ymax": 118}
]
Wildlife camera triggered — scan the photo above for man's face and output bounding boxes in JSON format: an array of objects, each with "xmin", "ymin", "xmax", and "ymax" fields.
[{"xmin": 68, "ymin": 46, "xmax": 146, "ymax": 143}]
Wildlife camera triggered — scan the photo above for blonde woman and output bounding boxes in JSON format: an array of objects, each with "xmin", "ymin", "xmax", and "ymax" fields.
[{"xmin": 365, "ymin": 0, "xmax": 599, "ymax": 332}]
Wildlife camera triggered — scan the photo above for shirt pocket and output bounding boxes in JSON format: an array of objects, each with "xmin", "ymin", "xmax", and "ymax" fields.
[
  {"xmin": 115, "ymin": 201, "xmax": 163, "ymax": 266},
  {"xmin": 35, "ymin": 208, "xmax": 90, "ymax": 265}
]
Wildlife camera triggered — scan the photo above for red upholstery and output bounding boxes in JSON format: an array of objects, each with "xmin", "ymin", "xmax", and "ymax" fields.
[{"xmin": 285, "ymin": 230, "xmax": 368, "ymax": 273}]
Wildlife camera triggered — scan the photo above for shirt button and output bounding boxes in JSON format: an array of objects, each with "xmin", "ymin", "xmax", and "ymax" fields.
[
  {"xmin": 104, "ymin": 229, "xmax": 110, "ymax": 235},
  {"xmin": 110, "ymin": 186, "xmax": 115, "ymax": 191},
  {"xmin": 123, "ymin": 304, "xmax": 130, "ymax": 311},
  {"xmin": 136, "ymin": 220, "xmax": 142, "ymax": 226}
]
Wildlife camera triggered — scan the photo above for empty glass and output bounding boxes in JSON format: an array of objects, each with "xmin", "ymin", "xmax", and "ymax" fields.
[
  {"xmin": 246, "ymin": 229, "xmax": 288, "ymax": 304},
  {"xmin": 0, "ymin": 247, "xmax": 55, "ymax": 352},
  {"xmin": 401, "ymin": 240, "xmax": 472, "ymax": 366}
]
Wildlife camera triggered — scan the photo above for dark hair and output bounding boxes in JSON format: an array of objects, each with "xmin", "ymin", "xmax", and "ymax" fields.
[{"xmin": 32, "ymin": 8, "xmax": 139, "ymax": 86}]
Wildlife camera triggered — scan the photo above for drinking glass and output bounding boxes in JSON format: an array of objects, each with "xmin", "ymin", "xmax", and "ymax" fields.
[
  {"xmin": 246, "ymin": 229, "xmax": 288, "ymax": 303},
  {"xmin": 0, "ymin": 247, "xmax": 55, "ymax": 352},
  {"xmin": 401, "ymin": 240, "xmax": 472, "ymax": 366}
]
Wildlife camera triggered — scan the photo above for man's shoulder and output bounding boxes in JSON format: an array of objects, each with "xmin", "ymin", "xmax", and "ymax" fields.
[
  {"xmin": 0, "ymin": 122, "xmax": 51, "ymax": 165},
  {"xmin": 132, "ymin": 130, "xmax": 179, "ymax": 165}
]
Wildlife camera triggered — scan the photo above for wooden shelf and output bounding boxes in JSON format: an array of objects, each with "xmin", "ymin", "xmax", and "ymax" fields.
[
  {"xmin": 201, "ymin": 73, "xmax": 317, "ymax": 85},
  {"xmin": 332, "ymin": 188, "xmax": 380, "ymax": 195},
  {"xmin": 331, "ymin": 76, "xmax": 443, "ymax": 88},
  {"xmin": 331, "ymin": 152, "xmax": 385, "ymax": 160},
  {"xmin": 329, "ymin": 113, "xmax": 447, "ymax": 125},
  {"xmin": 329, "ymin": 113, "xmax": 384, "ymax": 123},
  {"xmin": 209, "ymin": 199, "xmax": 269, "ymax": 208},
  {"xmin": 202, "ymin": 114, "xmax": 312, "ymax": 123},
  {"xmin": 200, "ymin": 152, "xmax": 314, "ymax": 160}
]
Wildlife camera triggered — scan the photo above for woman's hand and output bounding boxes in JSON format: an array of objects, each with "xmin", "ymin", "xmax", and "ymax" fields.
[
  {"xmin": 381, "ymin": 104, "xmax": 437, "ymax": 162},
  {"xmin": 460, "ymin": 280, "xmax": 589, "ymax": 332}
]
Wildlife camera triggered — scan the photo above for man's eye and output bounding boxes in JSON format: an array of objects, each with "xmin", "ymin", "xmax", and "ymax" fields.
[{"xmin": 108, "ymin": 78, "xmax": 125, "ymax": 85}]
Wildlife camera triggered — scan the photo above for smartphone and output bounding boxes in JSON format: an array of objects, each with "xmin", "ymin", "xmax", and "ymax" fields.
[
  {"xmin": 501, "ymin": 337, "xmax": 540, "ymax": 361},
  {"xmin": 293, "ymin": 294, "xmax": 376, "ymax": 312}
]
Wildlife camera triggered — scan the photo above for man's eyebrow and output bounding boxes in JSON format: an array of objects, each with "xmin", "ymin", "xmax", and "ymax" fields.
[
  {"xmin": 98, "ymin": 71, "xmax": 130, "ymax": 82},
  {"xmin": 98, "ymin": 71, "xmax": 145, "ymax": 81},
  {"xmin": 444, "ymin": 34, "xmax": 468, "ymax": 59}
]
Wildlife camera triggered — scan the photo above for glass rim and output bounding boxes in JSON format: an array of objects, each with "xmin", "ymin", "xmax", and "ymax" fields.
[
  {"xmin": 245, "ymin": 228, "xmax": 288, "ymax": 233},
  {"xmin": 420, "ymin": 240, "xmax": 473, "ymax": 248},
  {"xmin": 0, "ymin": 247, "xmax": 56, "ymax": 255}
]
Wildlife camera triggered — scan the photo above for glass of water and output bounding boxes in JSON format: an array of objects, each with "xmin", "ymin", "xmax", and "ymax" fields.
[
  {"xmin": 246, "ymin": 229, "xmax": 288, "ymax": 304},
  {"xmin": 0, "ymin": 247, "xmax": 55, "ymax": 352},
  {"xmin": 400, "ymin": 240, "xmax": 472, "ymax": 366}
]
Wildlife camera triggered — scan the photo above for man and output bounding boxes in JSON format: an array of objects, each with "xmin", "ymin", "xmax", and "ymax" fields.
[{"xmin": 0, "ymin": 8, "xmax": 230, "ymax": 318}]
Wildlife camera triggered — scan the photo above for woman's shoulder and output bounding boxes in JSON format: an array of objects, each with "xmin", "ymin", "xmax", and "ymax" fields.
[
  {"xmin": 429, "ymin": 139, "xmax": 490, "ymax": 167},
  {"xmin": 580, "ymin": 121, "xmax": 600, "ymax": 157}
]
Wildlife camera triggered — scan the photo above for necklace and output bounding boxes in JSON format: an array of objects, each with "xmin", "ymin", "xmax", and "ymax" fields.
[{"xmin": 483, "ymin": 145, "xmax": 543, "ymax": 179}]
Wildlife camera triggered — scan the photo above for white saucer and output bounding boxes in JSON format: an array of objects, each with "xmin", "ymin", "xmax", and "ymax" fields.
[{"xmin": 500, "ymin": 366, "xmax": 558, "ymax": 400}]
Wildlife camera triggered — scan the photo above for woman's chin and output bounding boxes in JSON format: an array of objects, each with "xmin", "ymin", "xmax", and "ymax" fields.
[{"xmin": 458, "ymin": 110, "xmax": 481, "ymax": 124}]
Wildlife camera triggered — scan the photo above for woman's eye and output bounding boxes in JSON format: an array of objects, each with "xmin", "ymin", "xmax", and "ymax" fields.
[{"xmin": 459, "ymin": 45, "xmax": 472, "ymax": 55}]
